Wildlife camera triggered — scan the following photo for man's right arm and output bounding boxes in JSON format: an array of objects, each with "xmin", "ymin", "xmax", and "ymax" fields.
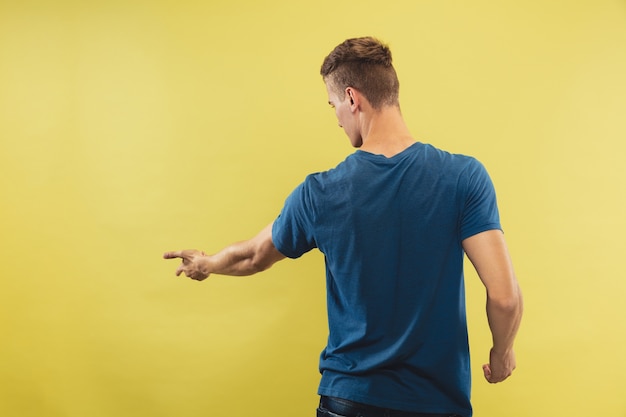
[
  {"xmin": 163, "ymin": 223, "xmax": 286, "ymax": 281},
  {"xmin": 462, "ymin": 229, "xmax": 523, "ymax": 383}
]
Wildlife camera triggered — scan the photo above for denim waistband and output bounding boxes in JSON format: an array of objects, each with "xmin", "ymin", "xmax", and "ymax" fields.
[{"xmin": 319, "ymin": 396, "xmax": 460, "ymax": 417}]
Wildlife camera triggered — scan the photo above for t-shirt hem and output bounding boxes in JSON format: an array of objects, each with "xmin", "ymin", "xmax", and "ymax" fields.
[
  {"xmin": 317, "ymin": 387, "xmax": 471, "ymax": 417},
  {"xmin": 460, "ymin": 223, "xmax": 502, "ymax": 242}
]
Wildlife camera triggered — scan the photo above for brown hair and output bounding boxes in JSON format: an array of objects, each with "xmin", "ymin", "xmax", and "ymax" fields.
[{"xmin": 320, "ymin": 37, "xmax": 400, "ymax": 109}]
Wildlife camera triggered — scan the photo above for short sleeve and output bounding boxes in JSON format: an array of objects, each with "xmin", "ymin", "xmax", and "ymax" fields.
[
  {"xmin": 272, "ymin": 180, "xmax": 317, "ymax": 259},
  {"xmin": 459, "ymin": 159, "xmax": 502, "ymax": 241}
]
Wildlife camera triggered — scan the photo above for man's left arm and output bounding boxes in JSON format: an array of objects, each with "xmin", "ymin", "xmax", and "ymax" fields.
[{"xmin": 463, "ymin": 229, "xmax": 523, "ymax": 383}]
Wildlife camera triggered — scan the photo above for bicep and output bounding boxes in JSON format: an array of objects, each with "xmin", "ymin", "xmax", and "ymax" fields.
[
  {"xmin": 462, "ymin": 230, "xmax": 518, "ymax": 298},
  {"xmin": 251, "ymin": 222, "xmax": 286, "ymax": 270}
]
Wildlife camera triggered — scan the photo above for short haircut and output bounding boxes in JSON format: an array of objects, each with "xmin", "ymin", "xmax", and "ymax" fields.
[{"xmin": 320, "ymin": 37, "xmax": 400, "ymax": 109}]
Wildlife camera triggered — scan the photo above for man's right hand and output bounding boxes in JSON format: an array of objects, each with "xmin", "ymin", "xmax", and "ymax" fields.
[{"xmin": 163, "ymin": 249, "xmax": 211, "ymax": 281}]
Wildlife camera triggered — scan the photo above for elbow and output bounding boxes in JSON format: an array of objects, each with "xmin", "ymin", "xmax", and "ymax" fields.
[
  {"xmin": 488, "ymin": 296, "xmax": 519, "ymax": 314},
  {"xmin": 248, "ymin": 254, "xmax": 275, "ymax": 274},
  {"xmin": 249, "ymin": 258, "xmax": 268, "ymax": 274},
  {"xmin": 488, "ymin": 286, "xmax": 523, "ymax": 314},
  {"xmin": 248, "ymin": 240, "xmax": 283, "ymax": 274}
]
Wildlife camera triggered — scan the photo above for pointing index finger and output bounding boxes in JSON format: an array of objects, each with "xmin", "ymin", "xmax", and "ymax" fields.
[{"xmin": 163, "ymin": 251, "xmax": 183, "ymax": 259}]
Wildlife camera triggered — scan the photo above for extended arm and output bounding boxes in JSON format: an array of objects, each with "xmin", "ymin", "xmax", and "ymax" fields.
[
  {"xmin": 163, "ymin": 223, "xmax": 286, "ymax": 281},
  {"xmin": 462, "ymin": 229, "xmax": 523, "ymax": 383}
]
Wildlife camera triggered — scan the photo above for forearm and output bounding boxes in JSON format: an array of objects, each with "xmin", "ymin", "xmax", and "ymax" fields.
[
  {"xmin": 486, "ymin": 286, "xmax": 523, "ymax": 353},
  {"xmin": 200, "ymin": 223, "xmax": 285, "ymax": 277},
  {"xmin": 203, "ymin": 240, "xmax": 265, "ymax": 276}
]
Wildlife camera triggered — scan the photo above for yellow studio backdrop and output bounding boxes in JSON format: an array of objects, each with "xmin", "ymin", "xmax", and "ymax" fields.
[{"xmin": 1, "ymin": 0, "xmax": 625, "ymax": 416}]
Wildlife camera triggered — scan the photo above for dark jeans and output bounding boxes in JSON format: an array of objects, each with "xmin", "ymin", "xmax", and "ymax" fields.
[{"xmin": 317, "ymin": 396, "xmax": 462, "ymax": 417}]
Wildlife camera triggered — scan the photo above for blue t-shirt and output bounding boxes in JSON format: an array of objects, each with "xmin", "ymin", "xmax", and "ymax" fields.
[{"xmin": 272, "ymin": 142, "xmax": 501, "ymax": 417}]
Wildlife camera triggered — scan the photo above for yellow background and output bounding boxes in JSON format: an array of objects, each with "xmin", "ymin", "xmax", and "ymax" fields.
[{"xmin": 1, "ymin": 0, "xmax": 625, "ymax": 416}]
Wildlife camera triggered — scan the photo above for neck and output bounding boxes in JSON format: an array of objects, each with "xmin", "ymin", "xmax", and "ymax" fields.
[{"xmin": 358, "ymin": 106, "xmax": 415, "ymax": 158}]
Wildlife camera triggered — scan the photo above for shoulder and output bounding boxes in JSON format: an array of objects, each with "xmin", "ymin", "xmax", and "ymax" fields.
[
  {"xmin": 417, "ymin": 142, "xmax": 482, "ymax": 172},
  {"xmin": 302, "ymin": 153, "xmax": 359, "ymax": 188}
]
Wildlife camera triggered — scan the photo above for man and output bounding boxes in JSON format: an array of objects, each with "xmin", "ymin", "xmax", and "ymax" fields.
[{"xmin": 164, "ymin": 37, "xmax": 522, "ymax": 417}]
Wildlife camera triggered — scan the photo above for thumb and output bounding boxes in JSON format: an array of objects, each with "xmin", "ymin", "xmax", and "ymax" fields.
[{"xmin": 482, "ymin": 364, "xmax": 492, "ymax": 382}]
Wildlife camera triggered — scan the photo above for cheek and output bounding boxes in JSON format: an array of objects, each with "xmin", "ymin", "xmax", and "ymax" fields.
[
  {"xmin": 336, "ymin": 105, "xmax": 348, "ymax": 124},
  {"xmin": 334, "ymin": 108, "xmax": 343, "ymax": 127}
]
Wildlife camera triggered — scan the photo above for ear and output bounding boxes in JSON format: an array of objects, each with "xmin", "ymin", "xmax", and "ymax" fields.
[{"xmin": 345, "ymin": 87, "xmax": 360, "ymax": 111}]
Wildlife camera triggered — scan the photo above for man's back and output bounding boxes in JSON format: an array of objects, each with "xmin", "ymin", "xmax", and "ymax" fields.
[{"xmin": 272, "ymin": 142, "xmax": 501, "ymax": 416}]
